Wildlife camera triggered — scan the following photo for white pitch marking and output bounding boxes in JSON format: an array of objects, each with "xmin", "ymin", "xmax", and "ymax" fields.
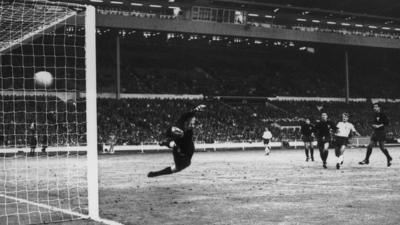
[{"xmin": 0, "ymin": 193, "xmax": 124, "ymax": 225}]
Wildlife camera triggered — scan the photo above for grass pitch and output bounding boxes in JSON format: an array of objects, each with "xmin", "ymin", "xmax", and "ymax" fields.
[
  {"xmin": 96, "ymin": 147, "xmax": 400, "ymax": 225},
  {"xmin": 2, "ymin": 147, "xmax": 399, "ymax": 225}
]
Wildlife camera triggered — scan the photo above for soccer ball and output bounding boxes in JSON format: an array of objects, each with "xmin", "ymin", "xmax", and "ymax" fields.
[{"xmin": 34, "ymin": 71, "xmax": 53, "ymax": 87}]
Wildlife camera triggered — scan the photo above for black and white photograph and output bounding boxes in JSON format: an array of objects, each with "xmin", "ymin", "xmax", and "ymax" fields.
[{"xmin": 1, "ymin": 0, "xmax": 400, "ymax": 224}]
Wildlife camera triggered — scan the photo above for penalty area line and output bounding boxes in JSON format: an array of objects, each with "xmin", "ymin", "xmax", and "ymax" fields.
[{"xmin": 0, "ymin": 193, "xmax": 124, "ymax": 225}]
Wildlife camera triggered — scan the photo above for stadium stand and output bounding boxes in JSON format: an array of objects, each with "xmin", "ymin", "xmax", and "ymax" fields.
[
  {"xmin": 95, "ymin": 98, "xmax": 400, "ymax": 145},
  {"xmin": 97, "ymin": 32, "xmax": 400, "ymax": 98},
  {"xmin": 95, "ymin": 7, "xmax": 400, "ymax": 40},
  {"xmin": 0, "ymin": 95, "xmax": 86, "ymax": 148}
]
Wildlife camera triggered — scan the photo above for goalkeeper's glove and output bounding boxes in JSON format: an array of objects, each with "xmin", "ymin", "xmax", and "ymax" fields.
[{"xmin": 193, "ymin": 104, "xmax": 206, "ymax": 112}]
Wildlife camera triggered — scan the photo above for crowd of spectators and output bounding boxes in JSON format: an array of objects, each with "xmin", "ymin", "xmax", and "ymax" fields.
[
  {"xmin": 0, "ymin": 95, "xmax": 86, "ymax": 148},
  {"xmin": 96, "ymin": 98, "xmax": 400, "ymax": 145},
  {"xmin": 97, "ymin": 35, "xmax": 400, "ymax": 98},
  {"xmin": 291, "ymin": 25, "xmax": 400, "ymax": 40},
  {"xmin": 247, "ymin": 22, "xmax": 400, "ymax": 40},
  {"xmin": 97, "ymin": 7, "xmax": 180, "ymax": 20},
  {"xmin": 1, "ymin": 96, "xmax": 400, "ymax": 148}
]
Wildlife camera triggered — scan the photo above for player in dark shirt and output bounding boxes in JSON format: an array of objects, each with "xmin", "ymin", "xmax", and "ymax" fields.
[
  {"xmin": 313, "ymin": 112, "xmax": 337, "ymax": 169},
  {"xmin": 41, "ymin": 135, "xmax": 48, "ymax": 153},
  {"xmin": 28, "ymin": 122, "xmax": 37, "ymax": 156},
  {"xmin": 359, "ymin": 103, "xmax": 392, "ymax": 167},
  {"xmin": 29, "ymin": 134, "xmax": 37, "ymax": 156},
  {"xmin": 301, "ymin": 118, "xmax": 314, "ymax": 161},
  {"xmin": 147, "ymin": 104, "xmax": 206, "ymax": 178}
]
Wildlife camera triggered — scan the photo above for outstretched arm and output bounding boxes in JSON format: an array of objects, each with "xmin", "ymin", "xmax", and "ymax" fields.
[{"xmin": 351, "ymin": 125, "xmax": 361, "ymax": 136}]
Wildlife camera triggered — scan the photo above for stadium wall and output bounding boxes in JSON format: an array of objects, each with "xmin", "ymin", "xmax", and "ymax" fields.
[
  {"xmin": 4, "ymin": 91, "xmax": 400, "ymax": 102},
  {"xmin": 100, "ymin": 137, "xmax": 400, "ymax": 153},
  {"xmin": 2, "ymin": 138, "xmax": 399, "ymax": 154},
  {"xmin": 95, "ymin": 92, "xmax": 204, "ymax": 99}
]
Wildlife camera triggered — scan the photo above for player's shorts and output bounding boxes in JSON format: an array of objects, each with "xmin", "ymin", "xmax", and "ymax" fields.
[
  {"xmin": 317, "ymin": 136, "xmax": 331, "ymax": 149},
  {"xmin": 302, "ymin": 136, "xmax": 313, "ymax": 142},
  {"xmin": 263, "ymin": 139, "xmax": 270, "ymax": 145},
  {"xmin": 334, "ymin": 136, "xmax": 348, "ymax": 147},
  {"xmin": 317, "ymin": 136, "xmax": 330, "ymax": 144},
  {"xmin": 173, "ymin": 146, "xmax": 194, "ymax": 170},
  {"xmin": 371, "ymin": 130, "xmax": 386, "ymax": 142}
]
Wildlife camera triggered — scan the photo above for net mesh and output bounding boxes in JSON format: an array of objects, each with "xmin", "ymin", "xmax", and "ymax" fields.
[{"xmin": 0, "ymin": 0, "xmax": 89, "ymax": 224}]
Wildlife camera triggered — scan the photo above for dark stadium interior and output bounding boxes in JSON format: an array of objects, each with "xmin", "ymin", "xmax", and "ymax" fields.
[
  {"xmin": 1, "ymin": 0, "xmax": 400, "ymax": 147},
  {"xmin": 97, "ymin": 29, "xmax": 400, "ymax": 98}
]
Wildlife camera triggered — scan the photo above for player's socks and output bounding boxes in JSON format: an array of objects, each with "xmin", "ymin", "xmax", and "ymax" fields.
[
  {"xmin": 310, "ymin": 148, "xmax": 314, "ymax": 161},
  {"xmin": 304, "ymin": 148, "xmax": 309, "ymax": 162},
  {"xmin": 380, "ymin": 148, "xmax": 392, "ymax": 167},
  {"xmin": 380, "ymin": 148, "xmax": 390, "ymax": 158},
  {"xmin": 365, "ymin": 146, "xmax": 372, "ymax": 160},
  {"xmin": 321, "ymin": 151, "xmax": 329, "ymax": 169},
  {"xmin": 384, "ymin": 150, "xmax": 393, "ymax": 167},
  {"xmin": 147, "ymin": 167, "xmax": 173, "ymax": 178},
  {"xmin": 319, "ymin": 149, "xmax": 324, "ymax": 162},
  {"xmin": 323, "ymin": 151, "xmax": 329, "ymax": 162},
  {"xmin": 337, "ymin": 155, "xmax": 344, "ymax": 165},
  {"xmin": 265, "ymin": 147, "xmax": 270, "ymax": 155}
]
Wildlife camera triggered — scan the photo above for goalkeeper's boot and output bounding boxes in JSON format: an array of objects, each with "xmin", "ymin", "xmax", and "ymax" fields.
[
  {"xmin": 387, "ymin": 156, "xmax": 392, "ymax": 167},
  {"xmin": 147, "ymin": 172, "xmax": 156, "ymax": 178}
]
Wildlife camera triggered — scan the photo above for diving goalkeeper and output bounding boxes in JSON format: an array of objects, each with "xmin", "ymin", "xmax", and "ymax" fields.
[{"xmin": 147, "ymin": 104, "xmax": 206, "ymax": 178}]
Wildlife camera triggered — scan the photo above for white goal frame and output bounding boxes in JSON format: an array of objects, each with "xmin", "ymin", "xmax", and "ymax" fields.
[
  {"xmin": 0, "ymin": 1, "xmax": 122, "ymax": 224},
  {"xmin": 85, "ymin": 4, "xmax": 100, "ymax": 221}
]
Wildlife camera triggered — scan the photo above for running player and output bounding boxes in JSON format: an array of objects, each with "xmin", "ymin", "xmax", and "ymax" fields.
[
  {"xmin": 301, "ymin": 118, "xmax": 314, "ymax": 161},
  {"xmin": 147, "ymin": 104, "xmax": 206, "ymax": 178},
  {"xmin": 313, "ymin": 112, "xmax": 337, "ymax": 169},
  {"xmin": 334, "ymin": 113, "xmax": 360, "ymax": 169},
  {"xmin": 359, "ymin": 103, "xmax": 393, "ymax": 167},
  {"xmin": 262, "ymin": 127, "xmax": 273, "ymax": 155}
]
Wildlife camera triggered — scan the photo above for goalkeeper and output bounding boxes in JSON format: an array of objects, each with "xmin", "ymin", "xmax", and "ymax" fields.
[{"xmin": 147, "ymin": 104, "xmax": 206, "ymax": 178}]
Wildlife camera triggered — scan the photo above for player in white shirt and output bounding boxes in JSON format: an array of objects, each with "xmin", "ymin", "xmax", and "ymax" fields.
[
  {"xmin": 262, "ymin": 127, "xmax": 273, "ymax": 155},
  {"xmin": 108, "ymin": 133, "xmax": 117, "ymax": 154},
  {"xmin": 334, "ymin": 113, "xmax": 360, "ymax": 169}
]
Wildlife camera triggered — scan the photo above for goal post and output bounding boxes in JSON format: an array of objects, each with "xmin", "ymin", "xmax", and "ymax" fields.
[
  {"xmin": 85, "ymin": 4, "xmax": 100, "ymax": 220},
  {"xmin": 0, "ymin": 0, "xmax": 105, "ymax": 224}
]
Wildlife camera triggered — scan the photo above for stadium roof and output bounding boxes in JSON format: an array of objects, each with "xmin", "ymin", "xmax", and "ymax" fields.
[{"xmin": 241, "ymin": 0, "xmax": 400, "ymax": 18}]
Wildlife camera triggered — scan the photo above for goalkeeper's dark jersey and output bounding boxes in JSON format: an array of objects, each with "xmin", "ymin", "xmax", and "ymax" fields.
[{"xmin": 166, "ymin": 111, "xmax": 196, "ymax": 156}]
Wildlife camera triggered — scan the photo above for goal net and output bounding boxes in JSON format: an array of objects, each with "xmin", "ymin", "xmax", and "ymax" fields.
[{"xmin": 0, "ymin": 0, "xmax": 99, "ymax": 224}]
